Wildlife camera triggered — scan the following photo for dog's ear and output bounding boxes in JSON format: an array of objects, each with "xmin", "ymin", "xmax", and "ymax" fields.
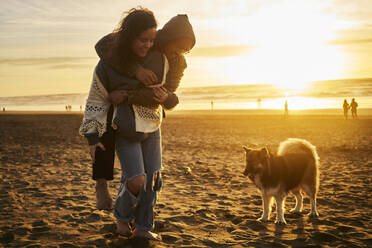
[
  {"xmin": 243, "ymin": 146, "xmax": 251, "ymax": 153},
  {"xmin": 260, "ymin": 147, "xmax": 270, "ymax": 158}
]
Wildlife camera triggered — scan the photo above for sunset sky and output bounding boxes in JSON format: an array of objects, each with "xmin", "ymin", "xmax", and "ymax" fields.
[{"xmin": 0, "ymin": 0, "xmax": 372, "ymax": 97}]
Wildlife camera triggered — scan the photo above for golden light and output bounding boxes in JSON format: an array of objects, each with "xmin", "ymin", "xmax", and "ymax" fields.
[
  {"xmin": 262, "ymin": 97, "xmax": 333, "ymax": 110},
  {"xmin": 203, "ymin": 0, "xmax": 347, "ymax": 91}
]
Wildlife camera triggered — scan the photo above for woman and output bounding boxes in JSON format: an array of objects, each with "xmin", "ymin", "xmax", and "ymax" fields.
[
  {"xmin": 79, "ymin": 7, "xmax": 163, "ymax": 239},
  {"xmin": 80, "ymin": 10, "xmax": 195, "ymax": 240},
  {"xmin": 81, "ymin": 8, "xmax": 160, "ymax": 212},
  {"xmin": 343, "ymin": 99, "xmax": 349, "ymax": 119}
]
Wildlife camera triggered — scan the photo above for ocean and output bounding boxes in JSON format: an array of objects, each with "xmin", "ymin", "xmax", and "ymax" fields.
[{"xmin": 1, "ymin": 78, "xmax": 371, "ymax": 112}]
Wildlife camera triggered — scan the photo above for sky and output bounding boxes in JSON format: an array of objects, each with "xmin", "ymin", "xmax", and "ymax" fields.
[{"xmin": 0, "ymin": 0, "xmax": 372, "ymax": 97}]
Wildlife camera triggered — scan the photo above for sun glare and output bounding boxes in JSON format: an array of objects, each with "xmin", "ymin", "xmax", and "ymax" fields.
[
  {"xmin": 262, "ymin": 97, "xmax": 332, "ymax": 110},
  {"xmin": 212, "ymin": 0, "xmax": 346, "ymax": 91}
]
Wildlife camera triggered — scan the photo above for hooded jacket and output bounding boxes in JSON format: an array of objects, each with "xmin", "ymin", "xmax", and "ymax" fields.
[{"xmin": 153, "ymin": 14, "xmax": 195, "ymax": 93}]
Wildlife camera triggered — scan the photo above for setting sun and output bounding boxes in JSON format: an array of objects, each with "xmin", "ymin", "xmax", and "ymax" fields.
[{"xmin": 192, "ymin": 0, "xmax": 347, "ymax": 91}]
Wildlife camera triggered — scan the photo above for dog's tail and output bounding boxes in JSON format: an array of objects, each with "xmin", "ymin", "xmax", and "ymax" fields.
[
  {"xmin": 278, "ymin": 138, "xmax": 320, "ymax": 193},
  {"xmin": 277, "ymin": 138, "xmax": 319, "ymax": 165}
]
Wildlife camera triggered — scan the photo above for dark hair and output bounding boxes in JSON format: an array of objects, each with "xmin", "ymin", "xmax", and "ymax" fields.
[{"xmin": 112, "ymin": 7, "xmax": 157, "ymax": 66}]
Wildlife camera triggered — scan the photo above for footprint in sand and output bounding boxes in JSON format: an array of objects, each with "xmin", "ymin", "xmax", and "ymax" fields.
[
  {"xmin": 27, "ymin": 220, "xmax": 52, "ymax": 241},
  {"xmin": 242, "ymin": 220, "xmax": 268, "ymax": 232},
  {"xmin": 161, "ymin": 234, "xmax": 179, "ymax": 243},
  {"xmin": 84, "ymin": 213, "xmax": 101, "ymax": 223}
]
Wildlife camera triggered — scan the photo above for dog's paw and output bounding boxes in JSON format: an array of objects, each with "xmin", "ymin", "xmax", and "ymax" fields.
[
  {"xmin": 308, "ymin": 212, "xmax": 319, "ymax": 218},
  {"xmin": 275, "ymin": 219, "xmax": 287, "ymax": 225},
  {"xmin": 257, "ymin": 217, "xmax": 269, "ymax": 222}
]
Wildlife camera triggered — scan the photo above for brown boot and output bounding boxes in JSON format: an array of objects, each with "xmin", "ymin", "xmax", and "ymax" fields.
[{"xmin": 96, "ymin": 179, "xmax": 113, "ymax": 210}]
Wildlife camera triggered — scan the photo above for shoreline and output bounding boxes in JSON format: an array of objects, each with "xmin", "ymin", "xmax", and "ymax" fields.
[{"xmin": 1, "ymin": 108, "xmax": 372, "ymax": 117}]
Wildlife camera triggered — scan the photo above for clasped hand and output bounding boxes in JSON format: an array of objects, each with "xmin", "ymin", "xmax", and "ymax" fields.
[{"xmin": 108, "ymin": 65, "xmax": 169, "ymax": 105}]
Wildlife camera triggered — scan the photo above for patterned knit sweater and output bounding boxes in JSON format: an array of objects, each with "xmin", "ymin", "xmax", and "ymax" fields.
[{"xmin": 79, "ymin": 54, "xmax": 169, "ymax": 145}]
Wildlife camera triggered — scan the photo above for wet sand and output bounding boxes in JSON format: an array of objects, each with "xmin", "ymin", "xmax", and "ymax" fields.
[{"xmin": 0, "ymin": 111, "xmax": 371, "ymax": 247}]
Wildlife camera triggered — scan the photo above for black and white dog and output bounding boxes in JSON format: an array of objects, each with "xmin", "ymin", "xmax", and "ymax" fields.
[{"xmin": 243, "ymin": 138, "xmax": 319, "ymax": 224}]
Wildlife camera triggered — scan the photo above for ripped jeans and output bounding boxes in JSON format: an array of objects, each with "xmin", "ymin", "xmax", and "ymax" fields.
[{"xmin": 113, "ymin": 128, "xmax": 163, "ymax": 231}]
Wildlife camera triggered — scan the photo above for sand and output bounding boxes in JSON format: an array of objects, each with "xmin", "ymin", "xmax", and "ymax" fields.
[{"xmin": 0, "ymin": 111, "xmax": 371, "ymax": 247}]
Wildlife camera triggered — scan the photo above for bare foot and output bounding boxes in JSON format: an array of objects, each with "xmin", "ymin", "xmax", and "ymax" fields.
[
  {"xmin": 132, "ymin": 229, "xmax": 161, "ymax": 241},
  {"xmin": 116, "ymin": 221, "xmax": 132, "ymax": 237},
  {"xmin": 96, "ymin": 179, "xmax": 113, "ymax": 210}
]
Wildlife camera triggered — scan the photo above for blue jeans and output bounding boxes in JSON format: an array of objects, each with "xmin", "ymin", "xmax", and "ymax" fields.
[{"xmin": 113, "ymin": 128, "xmax": 162, "ymax": 231}]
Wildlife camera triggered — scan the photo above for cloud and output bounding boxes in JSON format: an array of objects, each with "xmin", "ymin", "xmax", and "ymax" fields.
[
  {"xmin": 190, "ymin": 45, "xmax": 254, "ymax": 57},
  {"xmin": 43, "ymin": 64, "xmax": 92, "ymax": 70},
  {"xmin": 0, "ymin": 57, "xmax": 94, "ymax": 66},
  {"xmin": 327, "ymin": 38, "xmax": 372, "ymax": 45},
  {"xmin": 325, "ymin": 0, "xmax": 372, "ymax": 22}
]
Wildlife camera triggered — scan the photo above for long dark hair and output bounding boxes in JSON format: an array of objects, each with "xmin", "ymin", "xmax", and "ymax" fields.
[{"xmin": 112, "ymin": 7, "xmax": 157, "ymax": 67}]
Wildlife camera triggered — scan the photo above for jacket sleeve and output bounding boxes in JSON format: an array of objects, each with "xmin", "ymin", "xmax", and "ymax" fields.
[
  {"xmin": 79, "ymin": 66, "xmax": 111, "ymax": 145},
  {"xmin": 127, "ymin": 52, "xmax": 180, "ymax": 110},
  {"xmin": 162, "ymin": 55, "xmax": 187, "ymax": 93},
  {"xmin": 96, "ymin": 60, "xmax": 143, "ymax": 92}
]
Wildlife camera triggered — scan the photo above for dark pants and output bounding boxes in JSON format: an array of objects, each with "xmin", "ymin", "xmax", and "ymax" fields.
[{"xmin": 92, "ymin": 105, "xmax": 115, "ymax": 181}]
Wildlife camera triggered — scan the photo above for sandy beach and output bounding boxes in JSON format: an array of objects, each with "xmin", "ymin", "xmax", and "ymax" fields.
[{"xmin": 0, "ymin": 111, "xmax": 371, "ymax": 247}]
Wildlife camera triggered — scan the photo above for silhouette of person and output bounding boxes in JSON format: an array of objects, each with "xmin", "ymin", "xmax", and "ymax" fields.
[
  {"xmin": 343, "ymin": 99, "xmax": 349, "ymax": 119},
  {"xmin": 2, "ymin": 107, "xmax": 5, "ymax": 112},
  {"xmin": 284, "ymin": 100, "xmax": 288, "ymax": 119},
  {"xmin": 350, "ymin": 98, "xmax": 358, "ymax": 119},
  {"xmin": 211, "ymin": 100, "xmax": 214, "ymax": 111}
]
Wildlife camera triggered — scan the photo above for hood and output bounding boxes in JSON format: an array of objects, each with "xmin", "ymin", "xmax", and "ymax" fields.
[
  {"xmin": 95, "ymin": 33, "xmax": 139, "ymax": 76},
  {"xmin": 155, "ymin": 14, "xmax": 195, "ymax": 51},
  {"xmin": 95, "ymin": 33, "xmax": 116, "ymax": 61}
]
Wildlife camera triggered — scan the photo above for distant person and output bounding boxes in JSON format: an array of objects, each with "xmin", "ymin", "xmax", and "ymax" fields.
[
  {"xmin": 284, "ymin": 100, "xmax": 288, "ymax": 119},
  {"xmin": 257, "ymin": 98, "xmax": 262, "ymax": 109},
  {"xmin": 2, "ymin": 107, "xmax": 5, "ymax": 112},
  {"xmin": 343, "ymin": 99, "xmax": 349, "ymax": 119},
  {"xmin": 80, "ymin": 105, "xmax": 82, "ymax": 112},
  {"xmin": 211, "ymin": 100, "xmax": 214, "ymax": 111},
  {"xmin": 350, "ymin": 98, "xmax": 358, "ymax": 119},
  {"xmin": 65, "ymin": 105, "xmax": 68, "ymax": 111}
]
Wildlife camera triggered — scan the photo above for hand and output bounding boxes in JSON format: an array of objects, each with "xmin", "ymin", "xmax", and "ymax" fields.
[
  {"xmin": 108, "ymin": 90, "xmax": 127, "ymax": 105},
  {"xmin": 153, "ymin": 87, "xmax": 169, "ymax": 103},
  {"xmin": 136, "ymin": 66, "xmax": 158, "ymax": 86},
  {"xmin": 89, "ymin": 142, "xmax": 105, "ymax": 164}
]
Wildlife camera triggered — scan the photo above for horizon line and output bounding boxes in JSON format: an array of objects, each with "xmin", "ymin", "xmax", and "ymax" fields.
[{"xmin": 1, "ymin": 76, "xmax": 372, "ymax": 98}]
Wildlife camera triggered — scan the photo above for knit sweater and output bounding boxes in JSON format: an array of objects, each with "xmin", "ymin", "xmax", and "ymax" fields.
[{"xmin": 79, "ymin": 54, "xmax": 169, "ymax": 145}]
